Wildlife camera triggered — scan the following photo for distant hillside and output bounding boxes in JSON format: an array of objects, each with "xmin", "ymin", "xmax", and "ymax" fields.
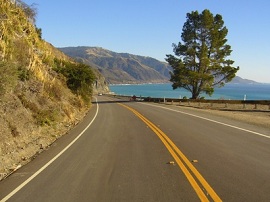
[
  {"xmin": 59, "ymin": 47, "xmax": 172, "ymax": 84},
  {"xmin": 59, "ymin": 47, "xmax": 260, "ymax": 85},
  {"xmin": 231, "ymin": 76, "xmax": 259, "ymax": 84}
]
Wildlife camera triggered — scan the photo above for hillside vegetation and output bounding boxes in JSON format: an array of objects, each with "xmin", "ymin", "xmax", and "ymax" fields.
[
  {"xmin": 0, "ymin": 0, "xmax": 107, "ymax": 179},
  {"xmin": 59, "ymin": 47, "xmax": 172, "ymax": 84}
]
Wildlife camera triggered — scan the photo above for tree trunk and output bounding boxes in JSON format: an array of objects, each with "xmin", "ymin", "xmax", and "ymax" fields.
[{"xmin": 191, "ymin": 92, "xmax": 200, "ymax": 99}]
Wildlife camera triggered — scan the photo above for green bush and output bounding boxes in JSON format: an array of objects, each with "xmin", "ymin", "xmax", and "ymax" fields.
[
  {"xmin": 53, "ymin": 59, "xmax": 96, "ymax": 102},
  {"xmin": 0, "ymin": 62, "xmax": 18, "ymax": 95},
  {"xmin": 183, "ymin": 96, "xmax": 188, "ymax": 100},
  {"xmin": 35, "ymin": 109, "xmax": 59, "ymax": 126},
  {"xmin": 18, "ymin": 67, "xmax": 30, "ymax": 81}
]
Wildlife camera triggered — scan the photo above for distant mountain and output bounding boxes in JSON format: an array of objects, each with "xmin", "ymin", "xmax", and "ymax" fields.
[
  {"xmin": 59, "ymin": 47, "xmax": 172, "ymax": 84},
  {"xmin": 230, "ymin": 76, "xmax": 259, "ymax": 84},
  {"xmin": 59, "ymin": 46, "xmax": 259, "ymax": 85}
]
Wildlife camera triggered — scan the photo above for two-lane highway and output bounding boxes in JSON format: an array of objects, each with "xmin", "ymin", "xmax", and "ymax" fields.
[
  {"xmin": 126, "ymin": 99, "xmax": 270, "ymax": 201},
  {"xmin": 1, "ymin": 95, "xmax": 269, "ymax": 201}
]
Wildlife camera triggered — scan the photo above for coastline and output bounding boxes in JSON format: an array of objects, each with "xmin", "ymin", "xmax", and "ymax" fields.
[{"xmin": 109, "ymin": 83, "xmax": 270, "ymax": 100}]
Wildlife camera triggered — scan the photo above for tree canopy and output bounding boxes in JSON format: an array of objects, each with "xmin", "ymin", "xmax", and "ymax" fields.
[{"xmin": 166, "ymin": 9, "xmax": 239, "ymax": 99}]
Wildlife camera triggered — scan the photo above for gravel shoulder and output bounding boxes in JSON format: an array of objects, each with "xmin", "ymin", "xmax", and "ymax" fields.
[{"xmin": 175, "ymin": 102, "xmax": 270, "ymax": 129}]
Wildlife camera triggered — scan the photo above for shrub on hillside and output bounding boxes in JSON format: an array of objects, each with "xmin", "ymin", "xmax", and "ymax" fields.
[
  {"xmin": 34, "ymin": 109, "xmax": 59, "ymax": 126},
  {"xmin": 53, "ymin": 59, "xmax": 96, "ymax": 102},
  {"xmin": 0, "ymin": 62, "xmax": 18, "ymax": 95}
]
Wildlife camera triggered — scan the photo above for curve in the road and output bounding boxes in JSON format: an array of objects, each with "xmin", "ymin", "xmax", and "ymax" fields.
[
  {"xmin": 119, "ymin": 103, "xmax": 222, "ymax": 202},
  {"xmin": 0, "ymin": 98, "xmax": 99, "ymax": 202},
  {"xmin": 140, "ymin": 102, "xmax": 269, "ymax": 139}
]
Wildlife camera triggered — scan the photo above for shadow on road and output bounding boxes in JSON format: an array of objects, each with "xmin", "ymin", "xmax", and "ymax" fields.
[{"xmin": 92, "ymin": 100, "xmax": 132, "ymax": 104}]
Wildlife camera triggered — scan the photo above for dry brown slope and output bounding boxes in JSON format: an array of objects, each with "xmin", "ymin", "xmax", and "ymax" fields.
[{"xmin": 0, "ymin": 0, "xmax": 107, "ymax": 180}]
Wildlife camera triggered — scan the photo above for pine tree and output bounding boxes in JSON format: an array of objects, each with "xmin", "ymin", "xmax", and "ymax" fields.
[{"xmin": 166, "ymin": 9, "xmax": 239, "ymax": 99}]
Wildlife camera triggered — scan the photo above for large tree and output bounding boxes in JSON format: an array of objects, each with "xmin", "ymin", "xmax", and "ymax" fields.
[{"xmin": 166, "ymin": 9, "xmax": 239, "ymax": 99}]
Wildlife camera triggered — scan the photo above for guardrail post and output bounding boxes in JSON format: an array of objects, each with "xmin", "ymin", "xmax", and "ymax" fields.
[
  {"xmin": 171, "ymin": 100, "xmax": 173, "ymax": 105},
  {"xmin": 179, "ymin": 101, "xmax": 181, "ymax": 106},
  {"xmin": 254, "ymin": 104, "xmax": 257, "ymax": 109}
]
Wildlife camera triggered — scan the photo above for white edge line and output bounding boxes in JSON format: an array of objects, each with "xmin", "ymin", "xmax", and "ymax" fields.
[
  {"xmin": 140, "ymin": 102, "xmax": 270, "ymax": 139},
  {"xmin": 1, "ymin": 97, "xmax": 99, "ymax": 202}
]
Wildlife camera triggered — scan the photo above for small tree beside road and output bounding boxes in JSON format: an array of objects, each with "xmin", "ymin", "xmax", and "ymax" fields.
[{"xmin": 166, "ymin": 9, "xmax": 239, "ymax": 99}]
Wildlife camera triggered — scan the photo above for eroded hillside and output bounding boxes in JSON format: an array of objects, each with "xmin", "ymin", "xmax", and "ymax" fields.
[{"xmin": 0, "ymin": 0, "xmax": 107, "ymax": 180}]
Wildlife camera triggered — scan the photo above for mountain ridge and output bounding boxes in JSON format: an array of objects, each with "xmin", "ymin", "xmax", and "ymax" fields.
[
  {"xmin": 59, "ymin": 46, "xmax": 260, "ymax": 85},
  {"xmin": 230, "ymin": 76, "xmax": 259, "ymax": 84},
  {"xmin": 59, "ymin": 46, "xmax": 172, "ymax": 84}
]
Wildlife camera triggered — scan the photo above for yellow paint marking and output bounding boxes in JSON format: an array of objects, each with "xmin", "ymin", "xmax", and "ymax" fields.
[{"xmin": 119, "ymin": 103, "xmax": 222, "ymax": 202}]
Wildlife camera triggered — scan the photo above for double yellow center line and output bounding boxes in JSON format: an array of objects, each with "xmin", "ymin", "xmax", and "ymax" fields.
[{"xmin": 120, "ymin": 103, "xmax": 222, "ymax": 202}]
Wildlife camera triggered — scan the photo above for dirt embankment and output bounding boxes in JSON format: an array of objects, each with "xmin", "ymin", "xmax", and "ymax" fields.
[
  {"xmin": 0, "ymin": 0, "xmax": 109, "ymax": 181},
  {"xmin": 0, "ymin": 89, "xmax": 90, "ymax": 181}
]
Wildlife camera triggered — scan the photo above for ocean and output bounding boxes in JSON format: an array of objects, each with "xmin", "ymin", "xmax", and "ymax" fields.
[{"xmin": 109, "ymin": 83, "xmax": 270, "ymax": 100}]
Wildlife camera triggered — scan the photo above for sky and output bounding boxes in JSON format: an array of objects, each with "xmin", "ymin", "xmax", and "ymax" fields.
[{"xmin": 23, "ymin": 0, "xmax": 270, "ymax": 83}]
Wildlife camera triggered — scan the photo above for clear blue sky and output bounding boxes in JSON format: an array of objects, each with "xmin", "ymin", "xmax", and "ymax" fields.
[{"xmin": 23, "ymin": 0, "xmax": 270, "ymax": 83}]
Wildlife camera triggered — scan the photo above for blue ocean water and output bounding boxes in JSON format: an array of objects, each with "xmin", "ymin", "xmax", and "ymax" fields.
[{"xmin": 109, "ymin": 83, "xmax": 270, "ymax": 100}]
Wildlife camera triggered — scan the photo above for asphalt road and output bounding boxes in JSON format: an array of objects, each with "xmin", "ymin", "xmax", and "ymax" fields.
[{"xmin": 0, "ymin": 96, "xmax": 269, "ymax": 201}]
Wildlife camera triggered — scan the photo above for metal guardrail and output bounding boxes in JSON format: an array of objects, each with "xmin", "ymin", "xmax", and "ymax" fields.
[{"xmin": 106, "ymin": 94, "xmax": 270, "ymax": 111}]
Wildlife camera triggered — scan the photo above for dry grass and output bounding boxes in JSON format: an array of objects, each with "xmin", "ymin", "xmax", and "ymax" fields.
[
  {"xmin": 178, "ymin": 101, "xmax": 270, "ymax": 112},
  {"xmin": 0, "ymin": 1, "xmax": 94, "ymax": 181},
  {"xmin": 163, "ymin": 101, "xmax": 270, "ymax": 129}
]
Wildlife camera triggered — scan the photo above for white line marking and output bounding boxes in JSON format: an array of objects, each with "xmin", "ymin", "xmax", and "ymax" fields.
[
  {"xmin": 140, "ymin": 102, "xmax": 270, "ymax": 139},
  {"xmin": 1, "ymin": 98, "xmax": 99, "ymax": 202}
]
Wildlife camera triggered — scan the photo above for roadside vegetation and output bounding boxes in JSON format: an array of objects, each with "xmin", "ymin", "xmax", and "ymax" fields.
[
  {"xmin": 0, "ymin": 0, "xmax": 97, "ymax": 179},
  {"xmin": 53, "ymin": 59, "xmax": 96, "ymax": 103}
]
